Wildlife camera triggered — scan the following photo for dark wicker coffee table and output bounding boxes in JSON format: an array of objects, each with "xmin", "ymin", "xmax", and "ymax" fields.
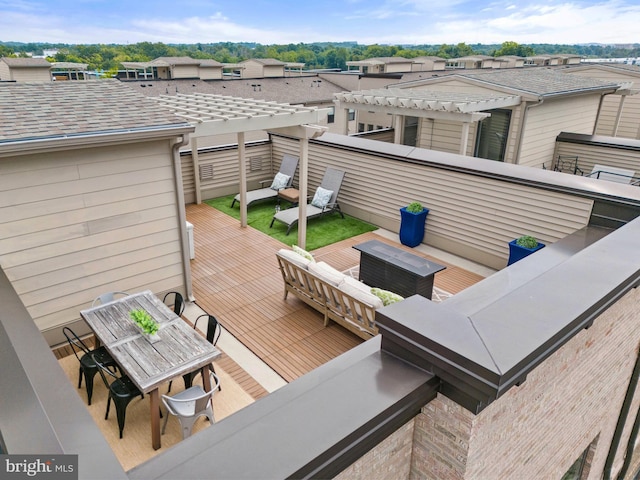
[{"xmin": 353, "ymin": 240, "xmax": 446, "ymax": 300}]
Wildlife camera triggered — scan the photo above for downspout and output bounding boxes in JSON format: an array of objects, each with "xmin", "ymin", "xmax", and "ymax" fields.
[
  {"xmin": 513, "ymin": 96, "xmax": 544, "ymax": 165},
  {"xmin": 171, "ymin": 134, "xmax": 195, "ymax": 301},
  {"xmin": 603, "ymin": 343, "xmax": 640, "ymax": 479}
]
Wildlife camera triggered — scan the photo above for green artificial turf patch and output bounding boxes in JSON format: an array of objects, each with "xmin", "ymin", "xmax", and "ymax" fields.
[{"xmin": 205, "ymin": 194, "xmax": 377, "ymax": 250}]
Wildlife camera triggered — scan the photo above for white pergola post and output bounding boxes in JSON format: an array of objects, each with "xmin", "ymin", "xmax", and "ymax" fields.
[
  {"xmin": 237, "ymin": 132, "xmax": 247, "ymax": 227},
  {"xmin": 460, "ymin": 122, "xmax": 471, "ymax": 155},
  {"xmin": 192, "ymin": 137, "xmax": 201, "ymax": 204},
  {"xmin": 297, "ymin": 138, "xmax": 309, "ymax": 248},
  {"xmin": 393, "ymin": 115, "xmax": 404, "ymax": 144}
]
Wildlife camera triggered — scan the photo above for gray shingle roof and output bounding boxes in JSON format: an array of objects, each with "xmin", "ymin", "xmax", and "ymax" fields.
[
  {"xmin": 153, "ymin": 56, "xmax": 203, "ymax": 66},
  {"xmin": 456, "ymin": 68, "xmax": 622, "ymax": 96},
  {"xmin": 0, "ymin": 79, "xmax": 191, "ymax": 144},
  {"xmin": 242, "ymin": 58, "xmax": 286, "ymax": 66},
  {"xmin": 1, "ymin": 57, "xmax": 51, "ymax": 68}
]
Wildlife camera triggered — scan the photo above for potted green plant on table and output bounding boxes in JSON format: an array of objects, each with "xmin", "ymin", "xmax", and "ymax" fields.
[
  {"xmin": 399, "ymin": 201, "xmax": 430, "ymax": 248},
  {"xmin": 130, "ymin": 309, "xmax": 160, "ymax": 343},
  {"xmin": 507, "ymin": 235, "xmax": 545, "ymax": 265}
]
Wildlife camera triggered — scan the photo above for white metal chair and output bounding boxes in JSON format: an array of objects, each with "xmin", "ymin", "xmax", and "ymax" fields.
[
  {"xmin": 161, "ymin": 372, "xmax": 220, "ymax": 440},
  {"xmin": 92, "ymin": 291, "xmax": 130, "ymax": 307}
]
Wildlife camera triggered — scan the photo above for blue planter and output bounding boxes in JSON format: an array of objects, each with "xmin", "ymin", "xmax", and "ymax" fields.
[
  {"xmin": 399, "ymin": 207, "xmax": 429, "ymax": 247},
  {"xmin": 507, "ymin": 239, "xmax": 545, "ymax": 265}
]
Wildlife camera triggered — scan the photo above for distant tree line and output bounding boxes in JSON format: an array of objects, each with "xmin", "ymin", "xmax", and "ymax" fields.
[{"xmin": 1, "ymin": 40, "xmax": 639, "ymax": 75}]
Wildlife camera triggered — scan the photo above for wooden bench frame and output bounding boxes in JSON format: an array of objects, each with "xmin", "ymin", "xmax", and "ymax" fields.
[{"xmin": 276, "ymin": 252, "xmax": 379, "ymax": 340}]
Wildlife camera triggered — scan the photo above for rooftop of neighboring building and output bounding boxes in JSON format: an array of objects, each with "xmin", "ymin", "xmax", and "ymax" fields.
[
  {"xmin": 123, "ymin": 76, "xmax": 346, "ymax": 105},
  {"xmin": 0, "ymin": 57, "xmax": 51, "ymax": 68},
  {"xmin": 0, "ymin": 79, "xmax": 190, "ymax": 144}
]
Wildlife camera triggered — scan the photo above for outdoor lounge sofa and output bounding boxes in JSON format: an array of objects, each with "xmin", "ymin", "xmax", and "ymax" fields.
[
  {"xmin": 275, "ymin": 248, "xmax": 385, "ymax": 340},
  {"xmin": 231, "ymin": 153, "xmax": 299, "ymax": 208}
]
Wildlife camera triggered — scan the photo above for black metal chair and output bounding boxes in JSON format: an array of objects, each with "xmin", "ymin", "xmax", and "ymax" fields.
[
  {"xmin": 62, "ymin": 327, "xmax": 118, "ymax": 405},
  {"xmin": 168, "ymin": 314, "xmax": 222, "ymax": 392},
  {"xmin": 163, "ymin": 291, "xmax": 185, "ymax": 316},
  {"xmin": 92, "ymin": 354, "xmax": 144, "ymax": 439}
]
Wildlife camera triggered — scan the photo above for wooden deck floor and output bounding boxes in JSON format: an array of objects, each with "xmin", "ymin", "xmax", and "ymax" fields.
[{"xmin": 187, "ymin": 202, "xmax": 485, "ymax": 383}]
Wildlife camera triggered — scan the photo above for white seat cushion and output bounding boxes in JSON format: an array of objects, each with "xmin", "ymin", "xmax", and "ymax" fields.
[{"xmin": 308, "ymin": 261, "xmax": 346, "ymax": 286}]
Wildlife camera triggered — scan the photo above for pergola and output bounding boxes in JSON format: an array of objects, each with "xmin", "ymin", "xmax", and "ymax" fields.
[
  {"xmin": 334, "ymin": 88, "xmax": 521, "ymax": 154},
  {"xmin": 152, "ymin": 92, "xmax": 329, "ymax": 248}
]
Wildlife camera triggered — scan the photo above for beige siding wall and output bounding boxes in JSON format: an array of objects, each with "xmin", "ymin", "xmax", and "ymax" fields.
[
  {"xmin": 555, "ymin": 141, "xmax": 640, "ymax": 176},
  {"xmin": 183, "ymin": 134, "xmax": 594, "ymax": 269},
  {"xmin": 565, "ymin": 67, "xmax": 640, "ymax": 139},
  {"xmin": 419, "ymin": 119, "xmax": 467, "ymax": 154},
  {"xmin": 172, "ymin": 65, "xmax": 199, "ymax": 78},
  {"xmin": 518, "ymin": 95, "xmax": 600, "ymax": 168},
  {"xmin": 386, "ymin": 63, "xmax": 412, "ymax": 73},
  {"xmin": 9, "ymin": 67, "xmax": 51, "ymax": 82},
  {"xmin": 0, "ymin": 140, "xmax": 186, "ymax": 336},
  {"xmin": 181, "ymin": 143, "xmax": 274, "ymax": 203},
  {"xmin": 199, "ymin": 68, "xmax": 222, "ymax": 80},
  {"xmin": 271, "ymin": 135, "xmax": 593, "ymax": 269},
  {"xmin": 241, "ymin": 62, "xmax": 263, "ymax": 78},
  {"xmin": 411, "ymin": 288, "xmax": 640, "ymax": 479},
  {"xmin": 0, "ymin": 62, "xmax": 10, "ymax": 80},
  {"xmin": 263, "ymin": 65, "xmax": 284, "ymax": 77}
]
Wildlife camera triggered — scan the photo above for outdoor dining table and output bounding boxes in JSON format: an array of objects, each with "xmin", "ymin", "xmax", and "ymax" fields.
[{"xmin": 80, "ymin": 290, "xmax": 221, "ymax": 450}]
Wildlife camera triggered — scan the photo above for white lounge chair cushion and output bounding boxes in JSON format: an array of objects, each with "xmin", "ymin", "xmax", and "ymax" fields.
[
  {"xmin": 370, "ymin": 287, "xmax": 404, "ymax": 306},
  {"xmin": 308, "ymin": 261, "xmax": 346, "ymax": 286},
  {"xmin": 311, "ymin": 187, "xmax": 333, "ymax": 208},
  {"xmin": 270, "ymin": 172, "xmax": 291, "ymax": 190},
  {"xmin": 278, "ymin": 249, "xmax": 311, "ymax": 269},
  {"xmin": 292, "ymin": 245, "xmax": 315, "ymax": 262}
]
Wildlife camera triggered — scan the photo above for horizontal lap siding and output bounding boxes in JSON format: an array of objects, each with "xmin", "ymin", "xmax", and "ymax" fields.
[
  {"xmin": 565, "ymin": 67, "xmax": 640, "ymax": 140},
  {"xmin": 271, "ymin": 135, "xmax": 593, "ymax": 269},
  {"xmin": 0, "ymin": 141, "xmax": 185, "ymax": 333},
  {"xmin": 187, "ymin": 143, "xmax": 273, "ymax": 201},
  {"xmin": 519, "ymin": 96, "xmax": 600, "ymax": 168},
  {"xmin": 555, "ymin": 141, "xmax": 640, "ymax": 175}
]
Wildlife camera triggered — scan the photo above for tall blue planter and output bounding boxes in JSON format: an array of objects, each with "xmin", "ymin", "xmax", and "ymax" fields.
[
  {"xmin": 507, "ymin": 239, "xmax": 545, "ymax": 265},
  {"xmin": 399, "ymin": 207, "xmax": 429, "ymax": 247}
]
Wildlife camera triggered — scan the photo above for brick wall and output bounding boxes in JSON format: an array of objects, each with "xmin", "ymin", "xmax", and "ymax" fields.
[
  {"xmin": 334, "ymin": 420, "xmax": 415, "ymax": 480},
  {"xmin": 411, "ymin": 394, "xmax": 473, "ymax": 479},
  {"xmin": 410, "ymin": 287, "xmax": 640, "ymax": 479}
]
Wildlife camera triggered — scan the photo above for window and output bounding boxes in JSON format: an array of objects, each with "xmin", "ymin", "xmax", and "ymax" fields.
[
  {"xmin": 403, "ymin": 116, "xmax": 419, "ymax": 146},
  {"xmin": 562, "ymin": 436, "xmax": 597, "ymax": 480},
  {"xmin": 474, "ymin": 109, "xmax": 511, "ymax": 162},
  {"xmin": 358, "ymin": 123, "xmax": 365, "ymax": 133},
  {"xmin": 348, "ymin": 109, "xmax": 355, "ymax": 121},
  {"xmin": 327, "ymin": 107, "xmax": 335, "ymax": 124}
]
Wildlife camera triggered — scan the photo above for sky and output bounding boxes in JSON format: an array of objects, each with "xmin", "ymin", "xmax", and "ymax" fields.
[{"xmin": 0, "ymin": 0, "xmax": 638, "ymax": 46}]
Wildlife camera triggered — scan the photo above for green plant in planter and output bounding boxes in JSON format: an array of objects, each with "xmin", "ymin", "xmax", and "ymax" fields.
[
  {"xmin": 406, "ymin": 202, "xmax": 424, "ymax": 213},
  {"xmin": 129, "ymin": 309, "xmax": 159, "ymax": 335},
  {"xmin": 515, "ymin": 235, "xmax": 539, "ymax": 249}
]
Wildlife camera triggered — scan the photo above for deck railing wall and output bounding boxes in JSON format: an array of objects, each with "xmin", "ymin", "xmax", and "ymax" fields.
[{"xmin": 180, "ymin": 132, "xmax": 640, "ymax": 269}]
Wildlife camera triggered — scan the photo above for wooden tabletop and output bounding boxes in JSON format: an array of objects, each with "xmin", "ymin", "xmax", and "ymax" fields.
[{"xmin": 80, "ymin": 290, "xmax": 220, "ymax": 394}]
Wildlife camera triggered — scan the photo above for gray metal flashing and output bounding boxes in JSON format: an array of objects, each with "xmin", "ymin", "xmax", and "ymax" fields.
[
  {"xmin": 309, "ymin": 132, "xmax": 640, "ymax": 208},
  {"xmin": 376, "ymin": 221, "xmax": 640, "ymax": 413},
  {"xmin": 557, "ymin": 131, "xmax": 640, "ymax": 152},
  {"xmin": 0, "ymin": 269, "xmax": 128, "ymax": 479}
]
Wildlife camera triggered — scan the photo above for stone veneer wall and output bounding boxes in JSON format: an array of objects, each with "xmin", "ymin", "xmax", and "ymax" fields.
[
  {"xmin": 334, "ymin": 420, "xmax": 415, "ymax": 480},
  {"xmin": 410, "ymin": 288, "xmax": 640, "ymax": 479}
]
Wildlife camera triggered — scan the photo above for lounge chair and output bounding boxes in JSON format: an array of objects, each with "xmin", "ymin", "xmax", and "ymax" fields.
[
  {"xmin": 231, "ymin": 154, "xmax": 299, "ymax": 208},
  {"xmin": 269, "ymin": 167, "xmax": 345, "ymax": 235}
]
